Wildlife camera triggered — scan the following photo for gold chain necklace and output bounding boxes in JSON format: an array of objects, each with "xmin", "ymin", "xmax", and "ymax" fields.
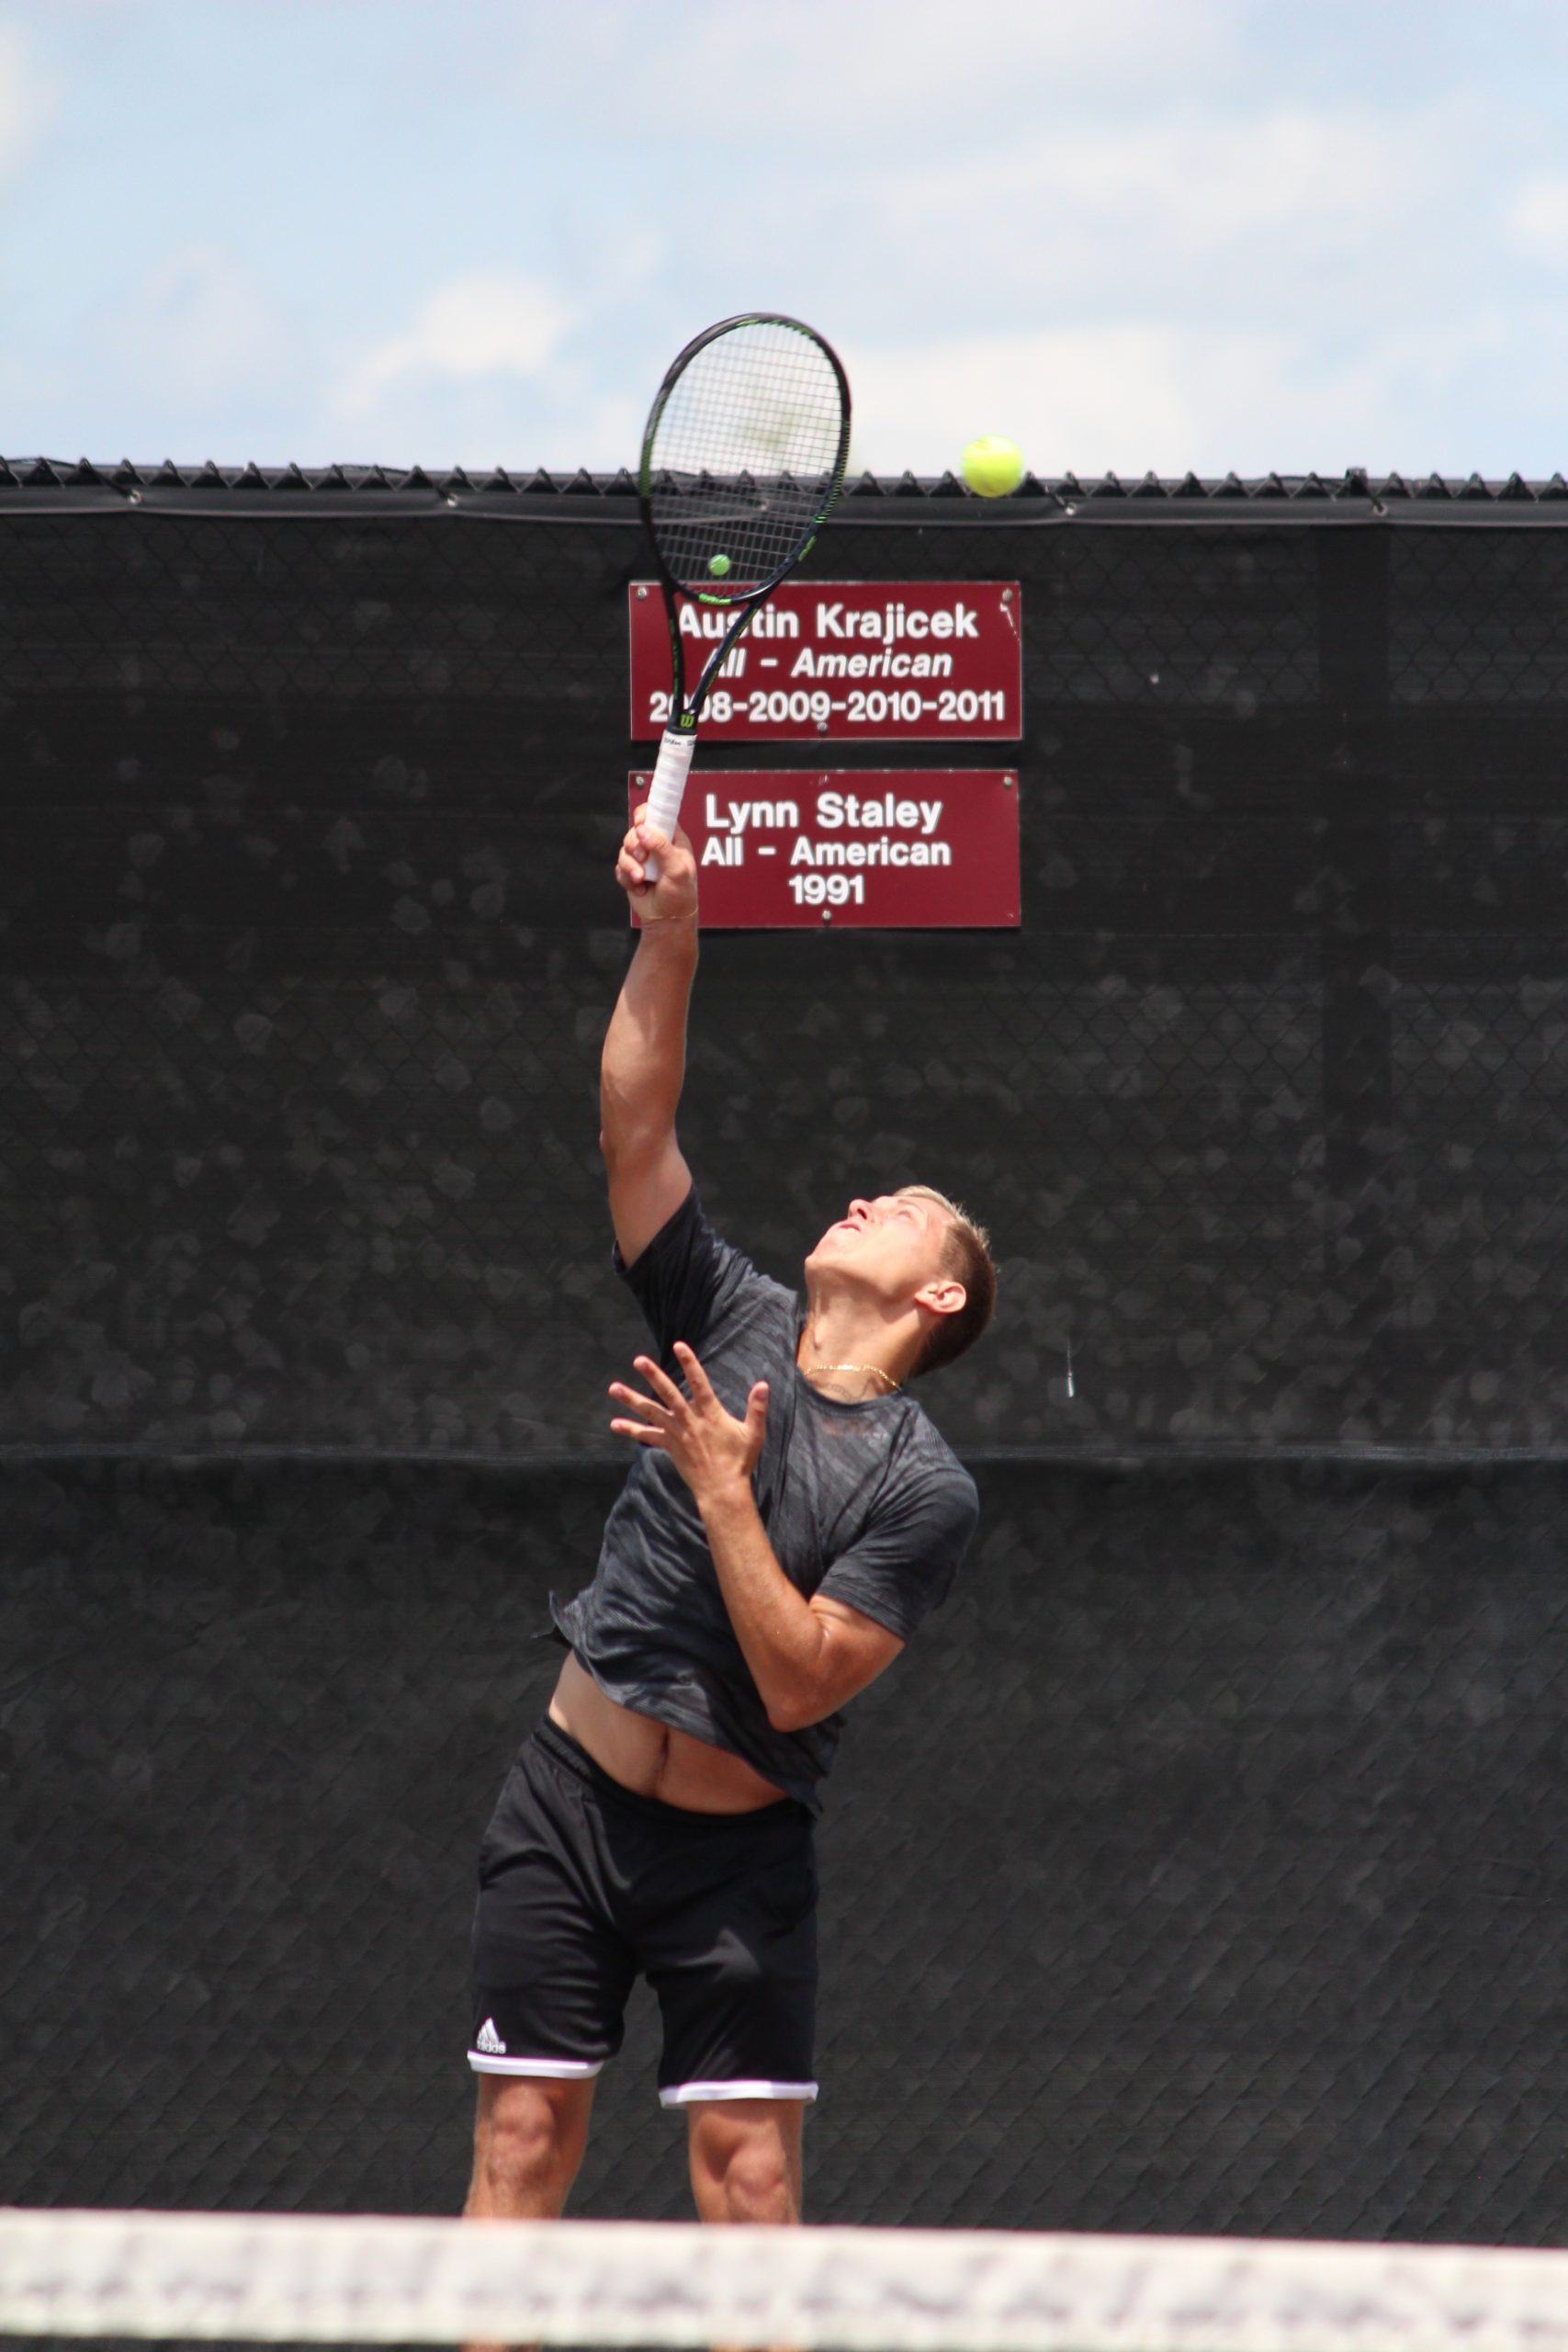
[{"xmin": 803, "ymin": 1362, "xmax": 901, "ymax": 1395}]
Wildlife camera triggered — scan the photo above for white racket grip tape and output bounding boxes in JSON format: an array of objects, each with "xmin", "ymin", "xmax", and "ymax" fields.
[{"xmin": 640, "ymin": 728, "xmax": 697, "ymax": 881}]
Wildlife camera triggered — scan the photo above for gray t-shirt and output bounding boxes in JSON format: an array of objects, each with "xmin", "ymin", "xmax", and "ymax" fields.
[{"xmin": 551, "ymin": 1188, "xmax": 978, "ymax": 1812}]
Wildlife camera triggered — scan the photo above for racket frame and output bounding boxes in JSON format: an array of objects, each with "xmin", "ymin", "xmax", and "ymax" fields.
[{"xmin": 636, "ymin": 313, "xmax": 851, "ymax": 870}]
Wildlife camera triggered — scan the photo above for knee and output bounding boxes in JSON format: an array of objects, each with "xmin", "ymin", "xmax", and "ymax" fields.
[
  {"xmin": 479, "ymin": 2101, "xmax": 556, "ymax": 2193},
  {"xmin": 468, "ymin": 2081, "xmax": 589, "ymax": 2217},
  {"xmin": 689, "ymin": 2109, "xmax": 800, "ymax": 2225},
  {"xmin": 716, "ymin": 2139, "xmax": 795, "ymax": 2223}
]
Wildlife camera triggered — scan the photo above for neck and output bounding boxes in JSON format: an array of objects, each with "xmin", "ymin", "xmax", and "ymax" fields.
[{"xmin": 796, "ymin": 1292, "xmax": 914, "ymax": 1399}]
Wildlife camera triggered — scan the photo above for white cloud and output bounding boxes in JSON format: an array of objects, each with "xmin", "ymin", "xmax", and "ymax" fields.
[
  {"xmin": 337, "ymin": 272, "xmax": 576, "ymax": 420},
  {"xmin": 316, "ymin": 368, "xmax": 646, "ymax": 475},
  {"xmin": 825, "ymin": 86, "xmax": 1513, "ymax": 476},
  {"xmin": 846, "ymin": 322, "xmax": 1435, "ymax": 478},
  {"xmin": 877, "ymin": 102, "xmax": 1468, "ymax": 290},
  {"xmin": 694, "ymin": 0, "xmax": 1230, "ymax": 125},
  {"xmin": 499, "ymin": 0, "xmax": 1232, "ymax": 135}
]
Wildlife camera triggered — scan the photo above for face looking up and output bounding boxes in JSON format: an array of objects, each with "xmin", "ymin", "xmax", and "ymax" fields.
[{"xmin": 805, "ymin": 1191, "xmax": 960, "ymax": 1310}]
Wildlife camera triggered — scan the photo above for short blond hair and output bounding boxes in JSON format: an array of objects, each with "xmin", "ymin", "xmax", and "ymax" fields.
[{"xmin": 899, "ymin": 1185, "xmax": 998, "ymax": 1376}]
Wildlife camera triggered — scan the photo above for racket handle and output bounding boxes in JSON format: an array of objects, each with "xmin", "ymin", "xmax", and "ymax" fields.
[{"xmin": 640, "ymin": 728, "xmax": 697, "ymax": 882}]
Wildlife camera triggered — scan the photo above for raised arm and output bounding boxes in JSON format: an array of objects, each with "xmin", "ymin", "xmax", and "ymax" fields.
[{"xmin": 601, "ymin": 808, "xmax": 699, "ymax": 1264}]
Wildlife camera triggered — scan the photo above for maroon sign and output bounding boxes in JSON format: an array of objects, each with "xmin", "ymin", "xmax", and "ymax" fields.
[
  {"xmin": 627, "ymin": 769, "xmax": 1020, "ymax": 930},
  {"xmin": 628, "ymin": 580, "xmax": 1021, "ymax": 741}
]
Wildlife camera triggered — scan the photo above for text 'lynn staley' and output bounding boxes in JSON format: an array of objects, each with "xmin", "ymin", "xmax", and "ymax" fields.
[{"xmin": 704, "ymin": 790, "xmax": 945, "ymax": 837}]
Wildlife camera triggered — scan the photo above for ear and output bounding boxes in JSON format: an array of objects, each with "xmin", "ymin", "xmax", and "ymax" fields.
[{"xmin": 913, "ymin": 1276, "xmax": 966, "ymax": 1320}]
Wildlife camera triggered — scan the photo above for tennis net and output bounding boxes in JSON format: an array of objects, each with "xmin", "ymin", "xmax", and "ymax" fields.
[{"xmin": 6, "ymin": 2209, "xmax": 1568, "ymax": 2351}]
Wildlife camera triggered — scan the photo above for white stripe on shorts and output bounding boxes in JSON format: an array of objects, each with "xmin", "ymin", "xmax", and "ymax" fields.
[
  {"xmin": 659, "ymin": 2077, "xmax": 818, "ymax": 2107},
  {"xmin": 468, "ymin": 2052, "xmax": 604, "ymax": 2078}
]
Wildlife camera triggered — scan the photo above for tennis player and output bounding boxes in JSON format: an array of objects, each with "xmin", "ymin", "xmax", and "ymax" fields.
[{"xmin": 464, "ymin": 808, "xmax": 996, "ymax": 2230}]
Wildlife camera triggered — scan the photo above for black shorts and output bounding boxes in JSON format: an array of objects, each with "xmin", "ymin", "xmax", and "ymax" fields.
[{"xmin": 468, "ymin": 1720, "xmax": 818, "ymax": 2106}]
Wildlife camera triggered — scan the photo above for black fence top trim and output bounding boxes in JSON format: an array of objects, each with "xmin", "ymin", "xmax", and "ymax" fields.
[{"xmin": 6, "ymin": 458, "xmax": 1568, "ymax": 526}]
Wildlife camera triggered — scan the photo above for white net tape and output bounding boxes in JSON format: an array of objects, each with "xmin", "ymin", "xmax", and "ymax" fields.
[{"xmin": 6, "ymin": 2211, "xmax": 1568, "ymax": 2350}]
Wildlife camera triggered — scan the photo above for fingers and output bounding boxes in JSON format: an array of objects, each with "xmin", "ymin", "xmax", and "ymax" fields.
[
  {"xmin": 606, "ymin": 1359, "xmax": 683, "ymax": 1420},
  {"xmin": 632, "ymin": 804, "xmax": 691, "ymax": 854},
  {"xmin": 671, "ymin": 1340, "xmax": 713, "ymax": 1397},
  {"xmin": 609, "ymin": 1415, "xmax": 667, "ymax": 1447},
  {"xmin": 607, "ymin": 1356, "xmax": 682, "ymax": 1447},
  {"xmin": 608, "ymin": 1351, "xmax": 759, "ymax": 1452},
  {"xmin": 634, "ymin": 1352, "xmax": 684, "ymax": 1406},
  {"xmin": 622, "ymin": 810, "xmax": 673, "ymax": 864},
  {"xmin": 618, "ymin": 808, "xmax": 690, "ymax": 888},
  {"xmin": 615, "ymin": 820, "xmax": 656, "ymax": 894},
  {"xmin": 630, "ymin": 806, "xmax": 672, "ymax": 854},
  {"xmin": 608, "ymin": 1380, "xmax": 663, "ymax": 1420}
]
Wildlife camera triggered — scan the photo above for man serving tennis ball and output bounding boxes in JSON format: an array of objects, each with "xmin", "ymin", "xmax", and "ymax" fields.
[{"xmin": 464, "ymin": 806, "xmax": 996, "ymax": 2231}]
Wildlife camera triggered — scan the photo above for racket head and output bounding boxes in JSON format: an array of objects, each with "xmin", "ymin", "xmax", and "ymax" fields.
[{"xmin": 638, "ymin": 313, "xmax": 851, "ymax": 607}]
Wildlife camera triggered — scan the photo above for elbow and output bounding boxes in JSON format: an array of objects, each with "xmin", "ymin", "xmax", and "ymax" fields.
[
  {"xmin": 764, "ymin": 1687, "xmax": 823, "ymax": 1736},
  {"xmin": 764, "ymin": 1634, "xmax": 845, "ymax": 1733}
]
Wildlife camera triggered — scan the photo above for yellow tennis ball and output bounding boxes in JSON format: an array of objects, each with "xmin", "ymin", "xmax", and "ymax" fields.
[{"xmin": 962, "ymin": 435, "xmax": 1025, "ymax": 497}]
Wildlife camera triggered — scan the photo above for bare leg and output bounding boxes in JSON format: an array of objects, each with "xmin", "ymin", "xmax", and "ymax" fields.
[
  {"xmin": 465, "ymin": 2072, "xmax": 597, "ymax": 2217},
  {"xmin": 463, "ymin": 2075, "xmax": 598, "ymax": 2352},
  {"xmin": 685, "ymin": 2097, "xmax": 806, "ymax": 2224}
]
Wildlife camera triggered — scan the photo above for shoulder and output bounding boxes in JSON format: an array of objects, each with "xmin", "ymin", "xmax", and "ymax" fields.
[
  {"xmin": 879, "ymin": 1396, "xmax": 980, "ymax": 1527},
  {"xmin": 890, "ymin": 1390, "xmax": 974, "ymax": 1478},
  {"xmin": 618, "ymin": 1185, "xmax": 795, "ymax": 1349},
  {"xmin": 810, "ymin": 1394, "xmax": 977, "ymax": 1640}
]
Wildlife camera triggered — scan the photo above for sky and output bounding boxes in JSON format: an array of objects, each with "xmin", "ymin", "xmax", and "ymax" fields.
[{"xmin": 6, "ymin": 0, "xmax": 1568, "ymax": 481}]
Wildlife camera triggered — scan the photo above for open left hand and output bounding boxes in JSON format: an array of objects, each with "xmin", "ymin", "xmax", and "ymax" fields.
[{"xmin": 608, "ymin": 1341, "xmax": 767, "ymax": 1505}]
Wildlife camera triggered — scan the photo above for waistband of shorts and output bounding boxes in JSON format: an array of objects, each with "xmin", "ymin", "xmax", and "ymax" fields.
[{"xmin": 530, "ymin": 1716, "xmax": 806, "ymax": 1830}]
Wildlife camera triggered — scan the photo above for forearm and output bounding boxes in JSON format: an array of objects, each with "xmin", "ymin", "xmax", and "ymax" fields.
[
  {"xmin": 697, "ymin": 1478, "xmax": 831, "ymax": 1734},
  {"xmin": 608, "ymin": 1341, "xmax": 907, "ymax": 1728},
  {"xmin": 600, "ymin": 918, "xmax": 698, "ymax": 1162}
]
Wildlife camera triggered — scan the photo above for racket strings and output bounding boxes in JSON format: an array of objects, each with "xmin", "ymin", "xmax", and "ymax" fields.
[{"xmin": 647, "ymin": 321, "xmax": 846, "ymax": 594}]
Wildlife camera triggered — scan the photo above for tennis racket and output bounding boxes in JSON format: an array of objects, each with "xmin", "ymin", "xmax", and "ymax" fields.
[{"xmin": 637, "ymin": 312, "xmax": 852, "ymax": 878}]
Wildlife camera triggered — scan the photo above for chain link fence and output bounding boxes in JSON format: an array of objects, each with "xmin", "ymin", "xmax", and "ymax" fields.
[
  {"xmin": 8, "ymin": 1449, "xmax": 1568, "ymax": 2240},
  {"xmin": 7, "ymin": 494, "xmax": 1568, "ymax": 1455},
  {"xmin": 10, "ymin": 481, "xmax": 1568, "ymax": 2241}
]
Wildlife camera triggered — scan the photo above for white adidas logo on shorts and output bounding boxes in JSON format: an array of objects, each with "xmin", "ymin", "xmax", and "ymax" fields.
[{"xmin": 475, "ymin": 2018, "xmax": 506, "ymax": 2055}]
